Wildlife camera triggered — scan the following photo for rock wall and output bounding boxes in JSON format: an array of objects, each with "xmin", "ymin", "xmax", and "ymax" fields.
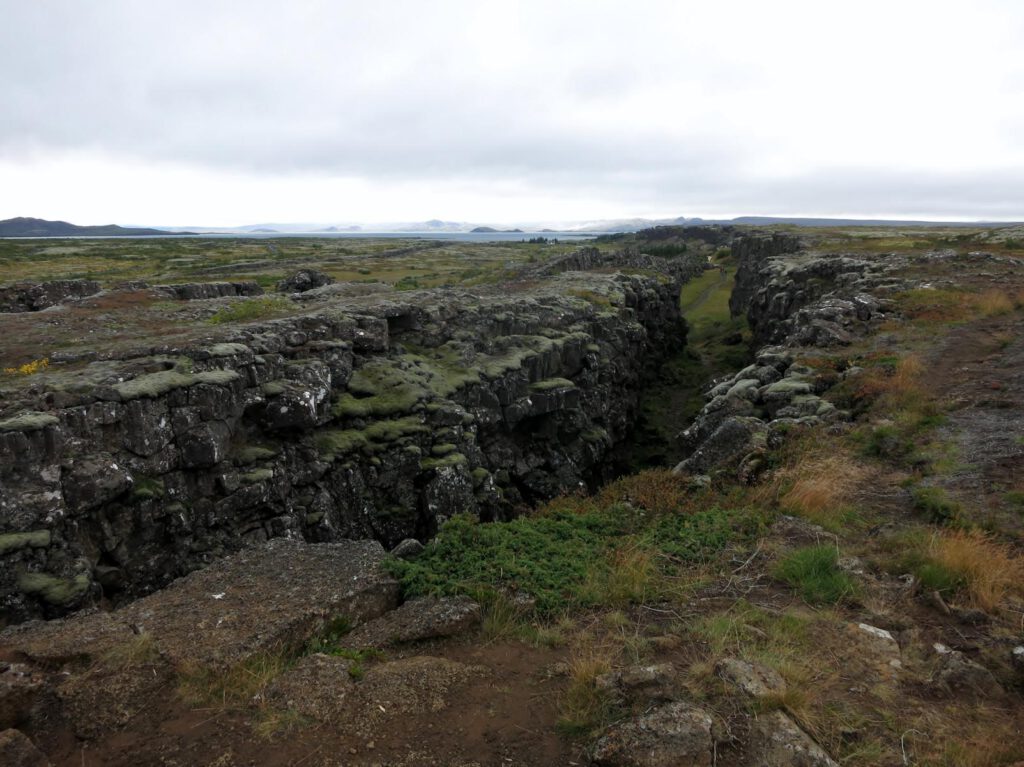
[
  {"xmin": 678, "ymin": 240, "xmax": 901, "ymax": 479},
  {"xmin": 0, "ymin": 279, "xmax": 102, "ymax": 313},
  {"xmin": 0, "ymin": 267, "xmax": 690, "ymax": 623}
]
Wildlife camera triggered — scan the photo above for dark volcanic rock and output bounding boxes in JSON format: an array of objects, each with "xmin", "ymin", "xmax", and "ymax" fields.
[
  {"xmin": 278, "ymin": 269, "xmax": 335, "ymax": 293},
  {"xmin": 0, "ymin": 279, "xmax": 102, "ymax": 312},
  {"xmin": 0, "ymin": 262, "xmax": 695, "ymax": 621}
]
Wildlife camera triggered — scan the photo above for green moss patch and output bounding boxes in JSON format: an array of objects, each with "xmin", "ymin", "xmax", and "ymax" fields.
[
  {"xmin": 114, "ymin": 368, "xmax": 240, "ymax": 400},
  {"xmin": 0, "ymin": 530, "xmax": 52, "ymax": 555},
  {"xmin": 18, "ymin": 572, "xmax": 90, "ymax": 605},
  {"xmin": 0, "ymin": 411, "xmax": 59, "ymax": 433}
]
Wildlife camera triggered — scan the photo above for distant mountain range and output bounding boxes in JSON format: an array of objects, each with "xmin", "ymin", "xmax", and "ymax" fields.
[
  {"xmin": 0, "ymin": 217, "xmax": 194, "ymax": 237},
  {"xmin": 2, "ymin": 215, "xmax": 1021, "ymax": 239}
]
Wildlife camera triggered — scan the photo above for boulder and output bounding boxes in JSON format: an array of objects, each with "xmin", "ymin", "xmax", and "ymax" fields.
[
  {"xmin": 390, "ymin": 538, "xmax": 425, "ymax": 558},
  {"xmin": 340, "ymin": 595, "xmax": 482, "ymax": 649},
  {"xmin": 0, "ymin": 729, "xmax": 50, "ymax": 766},
  {"xmin": 595, "ymin": 663, "xmax": 679, "ymax": 704},
  {"xmin": 715, "ymin": 657, "xmax": 786, "ymax": 699},
  {"xmin": 746, "ymin": 711, "xmax": 838, "ymax": 767},
  {"xmin": 592, "ymin": 701, "xmax": 715, "ymax": 767},
  {"xmin": 675, "ymin": 416, "xmax": 768, "ymax": 475},
  {"xmin": 278, "ymin": 269, "xmax": 335, "ymax": 293},
  {"xmin": 930, "ymin": 644, "xmax": 1002, "ymax": 697}
]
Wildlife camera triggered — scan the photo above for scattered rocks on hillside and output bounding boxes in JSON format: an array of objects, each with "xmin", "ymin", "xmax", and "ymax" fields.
[
  {"xmin": 591, "ymin": 701, "xmax": 715, "ymax": 767},
  {"xmin": 340, "ymin": 595, "xmax": 482, "ymax": 649},
  {"xmin": 277, "ymin": 269, "xmax": 335, "ymax": 293}
]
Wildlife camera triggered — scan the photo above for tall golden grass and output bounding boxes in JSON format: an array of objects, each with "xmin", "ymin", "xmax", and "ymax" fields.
[
  {"xmin": 972, "ymin": 289, "xmax": 1015, "ymax": 317},
  {"xmin": 757, "ymin": 440, "xmax": 870, "ymax": 529},
  {"xmin": 929, "ymin": 530, "xmax": 1023, "ymax": 612}
]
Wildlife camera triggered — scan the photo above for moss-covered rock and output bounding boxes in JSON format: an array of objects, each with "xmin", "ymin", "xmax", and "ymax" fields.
[{"xmin": 0, "ymin": 411, "xmax": 59, "ymax": 433}]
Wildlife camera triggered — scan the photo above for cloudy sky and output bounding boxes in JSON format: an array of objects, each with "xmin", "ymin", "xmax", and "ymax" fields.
[{"xmin": 1, "ymin": 0, "xmax": 1022, "ymax": 226}]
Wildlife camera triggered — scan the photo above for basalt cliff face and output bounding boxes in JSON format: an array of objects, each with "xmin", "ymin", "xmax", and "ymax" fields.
[{"xmin": 0, "ymin": 258, "xmax": 701, "ymax": 623}]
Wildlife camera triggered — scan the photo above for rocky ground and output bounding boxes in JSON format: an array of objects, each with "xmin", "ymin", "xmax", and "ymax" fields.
[{"xmin": 2, "ymin": 226, "xmax": 1024, "ymax": 765}]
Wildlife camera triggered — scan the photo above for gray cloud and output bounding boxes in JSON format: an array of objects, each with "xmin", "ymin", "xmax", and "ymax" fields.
[{"xmin": 1, "ymin": 0, "xmax": 1023, "ymax": 221}]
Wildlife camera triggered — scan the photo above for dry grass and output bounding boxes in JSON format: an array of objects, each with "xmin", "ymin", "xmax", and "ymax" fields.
[
  {"xmin": 928, "ymin": 530, "xmax": 1024, "ymax": 612},
  {"xmin": 98, "ymin": 633, "xmax": 162, "ymax": 670},
  {"xmin": 756, "ymin": 439, "xmax": 870, "ymax": 530},
  {"xmin": 597, "ymin": 468, "xmax": 691, "ymax": 516},
  {"xmin": 609, "ymin": 546, "xmax": 658, "ymax": 603},
  {"xmin": 178, "ymin": 649, "xmax": 292, "ymax": 709},
  {"xmin": 557, "ymin": 641, "xmax": 616, "ymax": 736},
  {"xmin": 906, "ymin": 704, "xmax": 1024, "ymax": 766},
  {"xmin": 854, "ymin": 354, "xmax": 924, "ymax": 406},
  {"xmin": 972, "ymin": 288, "xmax": 1015, "ymax": 317}
]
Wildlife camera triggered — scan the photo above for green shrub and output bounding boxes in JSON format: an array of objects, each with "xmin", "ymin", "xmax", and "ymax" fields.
[
  {"xmin": 911, "ymin": 486, "xmax": 964, "ymax": 526},
  {"xmin": 773, "ymin": 545, "xmax": 856, "ymax": 605},
  {"xmin": 915, "ymin": 561, "xmax": 965, "ymax": 596},
  {"xmin": 386, "ymin": 505, "xmax": 745, "ymax": 614}
]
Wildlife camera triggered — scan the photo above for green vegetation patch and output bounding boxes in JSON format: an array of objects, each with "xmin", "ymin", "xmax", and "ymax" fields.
[
  {"xmin": 207, "ymin": 297, "xmax": 293, "ymax": 325},
  {"xmin": 387, "ymin": 503, "xmax": 750, "ymax": 614},
  {"xmin": 131, "ymin": 476, "xmax": 165, "ymax": 501},
  {"xmin": 773, "ymin": 545, "xmax": 856, "ymax": 605},
  {"xmin": 911, "ymin": 485, "xmax": 964, "ymax": 527}
]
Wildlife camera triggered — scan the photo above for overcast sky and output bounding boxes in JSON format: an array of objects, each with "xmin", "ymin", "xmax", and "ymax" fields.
[{"xmin": 1, "ymin": 0, "xmax": 1022, "ymax": 226}]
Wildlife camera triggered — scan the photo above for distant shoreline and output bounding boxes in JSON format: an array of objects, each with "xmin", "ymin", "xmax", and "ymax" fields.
[{"xmin": 0, "ymin": 231, "xmax": 601, "ymax": 242}]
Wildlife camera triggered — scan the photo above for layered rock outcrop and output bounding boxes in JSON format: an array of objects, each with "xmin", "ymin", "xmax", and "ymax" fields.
[{"xmin": 0, "ymin": 264, "xmax": 694, "ymax": 623}]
